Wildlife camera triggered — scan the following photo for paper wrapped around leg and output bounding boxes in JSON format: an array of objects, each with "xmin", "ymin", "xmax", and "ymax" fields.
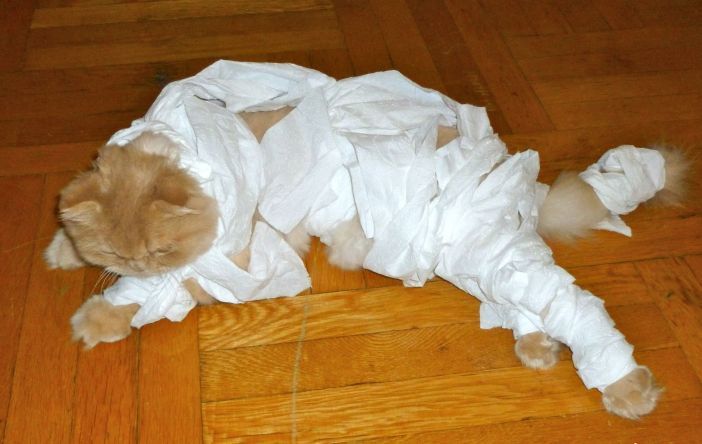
[{"xmin": 95, "ymin": 60, "xmax": 666, "ymax": 393}]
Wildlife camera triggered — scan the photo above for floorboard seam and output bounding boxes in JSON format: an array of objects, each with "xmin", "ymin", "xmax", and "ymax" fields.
[{"xmin": 290, "ymin": 296, "xmax": 310, "ymax": 443}]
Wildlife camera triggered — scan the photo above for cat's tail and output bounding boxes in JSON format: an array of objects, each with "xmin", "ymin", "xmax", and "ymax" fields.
[{"xmin": 537, "ymin": 145, "xmax": 691, "ymax": 242}]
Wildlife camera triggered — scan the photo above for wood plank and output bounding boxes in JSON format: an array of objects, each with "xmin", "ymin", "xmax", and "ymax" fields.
[
  {"xmin": 0, "ymin": 175, "xmax": 44, "ymax": 440},
  {"xmin": 199, "ymin": 302, "xmax": 672, "ymax": 402},
  {"xmin": 637, "ymin": 258, "xmax": 702, "ymax": 381},
  {"xmin": 71, "ymin": 270, "xmax": 138, "ymax": 444},
  {"xmin": 516, "ymin": 0, "xmax": 571, "ymax": 35},
  {"xmin": 198, "ymin": 280, "xmax": 478, "ymax": 351},
  {"xmin": 406, "ymin": 0, "xmax": 511, "ymax": 133},
  {"xmin": 532, "ymin": 70, "xmax": 702, "ymax": 104},
  {"xmin": 381, "ymin": 398, "xmax": 702, "ymax": 443},
  {"xmin": 502, "ymin": 118, "xmax": 702, "ymax": 165},
  {"xmin": 550, "ymin": 214, "xmax": 702, "ymax": 269},
  {"xmin": 3, "ymin": 173, "xmax": 85, "ymax": 443},
  {"xmin": 200, "ymin": 323, "xmax": 516, "ymax": 402},
  {"xmin": 28, "ymin": 10, "xmax": 339, "ymax": 49},
  {"xmin": 594, "ymin": 0, "xmax": 644, "ymax": 30},
  {"xmin": 0, "ymin": 109, "xmax": 140, "ymax": 148},
  {"xmin": 309, "ymin": 48, "xmax": 354, "ymax": 79},
  {"xmin": 202, "ymin": 347, "xmax": 700, "ymax": 441},
  {"xmin": 0, "ymin": 59, "xmax": 219, "ymax": 96},
  {"xmin": 478, "ymin": 0, "xmax": 536, "ymax": 37},
  {"xmin": 305, "ymin": 237, "xmax": 366, "ymax": 294},
  {"xmin": 138, "ymin": 313, "xmax": 203, "ymax": 444},
  {"xmin": 545, "ymin": 93, "xmax": 702, "ymax": 130},
  {"xmin": 445, "ymin": 0, "xmax": 554, "ymax": 133},
  {"xmin": 0, "ymin": 0, "xmax": 36, "ymax": 71},
  {"xmin": 32, "ymin": 0, "xmax": 333, "ymax": 28},
  {"xmin": 26, "ymin": 29, "xmax": 344, "ymax": 70},
  {"xmin": 199, "ymin": 259, "xmax": 671, "ymax": 353},
  {"xmin": 636, "ymin": 1, "xmax": 702, "ymax": 27},
  {"xmin": 553, "ymin": 0, "xmax": 610, "ymax": 32},
  {"xmin": 333, "ymin": 0, "xmax": 393, "ymax": 75},
  {"xmin": 0, "ymin": 87, "xmax": 158, "ymax": 121},
  {"xmin": 0, "ymin": 142, "xmax": 99, "ymax": 176},
  {"xmin": 569, "ymin": 262, "xmax": 652, "ymax": 307},
  {"xmin": 264, "ymin": 51, "xmax": 311, "ymax": 68},
  {"xmin": 368, "ymin": 0, "xmax": 445, "ymax": 91},
  {"xmin": 518, "ymin": 46, "xmax": 702, "ymax": 81},
  {"xmin": 684, "ymin": 255, "xmax": 702, "ymax": 283},
  {"xmin": 506, "ymin": 25, "xmax": 702, "ymax": 60},
  {"xmin": 363, "ymin": 269, "xmax": 402, "ymax": 289}
]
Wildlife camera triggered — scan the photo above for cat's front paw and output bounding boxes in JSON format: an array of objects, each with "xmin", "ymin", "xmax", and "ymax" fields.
[
  {"xmin": 602, "ymin": 366, "xmax": 662, "ymax": 419},
  {"xmin": 45, "ymin": 228, "xmax": 86, "ymax": 270},
  {"xmin": 71, "ymin": 295, "xmax": 139, "ymax": 349},
  {"xmin": 515, "ymin": 331, "xmax": 561, "ymax": 369}
]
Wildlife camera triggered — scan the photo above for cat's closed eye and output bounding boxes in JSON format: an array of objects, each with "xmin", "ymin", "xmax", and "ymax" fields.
[
  {"xmin": 99, "ymin": 248, "xmax": 117, "ymax": 257},
  {"xmin": 152, "ymin": 245, "xmax": 176, "ymax": 256}
]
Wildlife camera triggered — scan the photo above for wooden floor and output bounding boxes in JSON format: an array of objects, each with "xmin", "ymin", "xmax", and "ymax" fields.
[{"xmin": 1, "ymin": 0, "xmax": 701, "ymax": 442}]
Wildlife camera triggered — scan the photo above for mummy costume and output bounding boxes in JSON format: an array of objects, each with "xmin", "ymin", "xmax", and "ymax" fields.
[{"xmin": 102, "ymin": 61, "xmax": 665, "ymax": 392}]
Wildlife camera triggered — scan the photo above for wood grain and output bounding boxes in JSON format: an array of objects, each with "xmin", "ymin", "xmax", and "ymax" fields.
[
  {"xmin": 381, "ymin": 398, "xmax": 702, "ymax": 443},
  {"xmin": 2, "ymin": 1, "xmax": 701, "ymax": 441},
  {"xmin": 305, "ymin": 237, "xmax": 366, "ymax": 294},
  {"xmin": 506, "ymin": 25, "xmax": 702, "ymax": 60},
  {"xmin": 333, "ymin": 0, "xmax": 393, "ymax": 75},
  {"xmin": 198, "ymin": 280, "xmax": 478, "ymax": 351},
  {"xmin": 406, "ymin": 0, "xmax": 511, "ymax": 133},
  {"xmin": 368, "ymin": 0, "xmax": 444, "ymax": 91},
  {"xmin": 199, "ymin": 302, "xmax": 673, "ymax": 402},
  {"xmin": 568, "ymin": 262, "xmax": 652, "ymax": 307},
  {"xmin": 71, "ymin": 267, "xmax": 137, "ymax": 444},
  {"xmin": 594, "ymin": 0, "xmax": 644, "ymax": 30},
  {"xmin": 26, "ymin": 28, "xmax": 345, "ymax": 70},
  {"xmin": 32, "ymin": 0, "xmax": 333, "ymax": 28},
  {"xmin": 138, "ymin": 313, "xmax": 203, "ymax": 444},
  {"xmin": 517, "ymin": 0, "xmax": 571, "ymax": 35},
  {"xmin": 202, "ymin": 347, "xmax": 700, "ymax": 441},
  {"xmin": 637, "ymin": 258, "xmax": 702, "ymax": 381},
  {"xmin": 518, "ymin": 46, "xmax": 702, "ymax": 81},
  {"xmin": 532, "ymin": 70, "xmax": 702, "ymax": 104},
  {"xmin": 0, "ymin": 0, "xmax": 36, "ymax": 70},
  {"xmin": 0, "ymin": 142, "xmax": 99, "ymax": 176},
  {"xmin": 0, "ymin": 175, "xmax": 44, "ymax": 441},
  {"xmin": 553, "ymin": 0, "xmax": 611, "ymax": 32},
  {"xmin": 445, "ymin": 0, "xmax": 554, "ymax": 133},
  {"xmin": 3, "ymin": 173, "xmax": 84, "ymax": 444}
]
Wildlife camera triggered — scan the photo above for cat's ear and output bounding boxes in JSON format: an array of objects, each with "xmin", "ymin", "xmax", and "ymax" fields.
[
  {"xmin": 151, "ymin": 200, "xmax": 201, "ymax": 218},
  {"xmin": 130, "ymin": 132, "xmax": 180, "ymax": 159},
  {"xmin": 59, "ymin": 172, "xmax": 103, "ymax": 224},
  {"xmin": 60, "ymin": 201, "xmax": 102, "ymax": 224}
]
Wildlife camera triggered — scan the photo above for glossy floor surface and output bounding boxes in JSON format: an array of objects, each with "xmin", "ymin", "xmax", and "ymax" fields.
[{"xmin": 1, "ymin": 0, "xmax": 701, "ymax": 442}]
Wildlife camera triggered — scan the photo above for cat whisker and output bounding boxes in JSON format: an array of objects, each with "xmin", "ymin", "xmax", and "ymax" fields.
[
  {"xmin": 87, "ymin": 270, "xmax": 108, "ymax": 297},
  {"xmin": 0, "ymin": 235, "xmax": 55, "ymax": 255},
  {"xmin": 99, "ymin": 270, "xmax": 118, "ymax": 293}
]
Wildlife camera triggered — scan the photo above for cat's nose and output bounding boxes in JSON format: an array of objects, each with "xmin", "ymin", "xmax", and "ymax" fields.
[{"xmin": 128, "ymin": 261, "xmax": 145, "ymax": 272}]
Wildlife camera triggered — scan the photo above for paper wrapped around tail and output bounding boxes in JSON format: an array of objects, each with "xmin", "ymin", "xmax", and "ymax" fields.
[{"xmin": 102, "ymin": 60, "xmax": 666, "ymax": 392}]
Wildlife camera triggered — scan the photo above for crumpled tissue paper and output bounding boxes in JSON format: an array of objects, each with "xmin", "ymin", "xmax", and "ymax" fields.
[{"xmin": 101, "ymin": 60, "xmax": 666, "ymax": 391}]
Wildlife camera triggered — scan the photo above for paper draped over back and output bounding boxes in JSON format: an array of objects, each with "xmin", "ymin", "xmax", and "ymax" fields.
[{"xmin": 100, "ymin": 61, "xmax": 666, "ymax": 391}]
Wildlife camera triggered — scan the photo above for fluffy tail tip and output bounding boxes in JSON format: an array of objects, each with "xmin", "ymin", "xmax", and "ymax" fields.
[{"xmin": 650, "ymin": 145, "xmax": 693, "ymax": 206}]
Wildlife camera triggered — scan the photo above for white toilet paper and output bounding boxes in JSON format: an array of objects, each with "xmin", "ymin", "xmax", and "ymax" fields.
[{"xmin": 98, "ymin": 60, "xmax": 666, "ymax": 391}]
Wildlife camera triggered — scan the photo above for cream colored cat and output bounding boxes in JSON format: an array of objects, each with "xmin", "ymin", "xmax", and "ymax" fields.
[{"xmin": 46, "ymin": 109, "xmax": 686, "ymax": 420}]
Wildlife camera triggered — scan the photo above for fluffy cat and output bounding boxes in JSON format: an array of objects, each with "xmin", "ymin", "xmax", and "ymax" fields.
[{"xmin": 46, "ymin": 109, "xmax": 687, "ymax": 420}]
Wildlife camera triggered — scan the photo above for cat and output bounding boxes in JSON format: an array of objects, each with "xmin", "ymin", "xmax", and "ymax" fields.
[{"xmin": 45, "ymin": 106, "xmax": 687, "ymax": 420}]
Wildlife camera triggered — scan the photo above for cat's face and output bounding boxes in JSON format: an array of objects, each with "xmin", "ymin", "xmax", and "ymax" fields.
[{"xmin": 59, "ymin": 134, "xmax": 218, "ymax": 276}]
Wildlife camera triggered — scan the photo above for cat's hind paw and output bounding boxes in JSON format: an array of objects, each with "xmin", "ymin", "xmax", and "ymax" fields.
[
  {"xmin": 71, "ymin": 295, "xmax": 138, "ymax": 349},
  {"xmin": 515, "ymin": 331, "xmax": 561, "ymax": 370},
  {"xmin": 45, "ymin": 228, "xmax": 86, "ymax": 270},
  {"xmin": 602, "ymin": 366, "xmax": 662, "ymax": 419}
]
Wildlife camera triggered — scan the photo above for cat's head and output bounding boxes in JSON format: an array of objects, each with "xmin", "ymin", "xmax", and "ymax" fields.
[{"xmin": 59, "ymin": 132, "xmax": 219, "ymax": 276}]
